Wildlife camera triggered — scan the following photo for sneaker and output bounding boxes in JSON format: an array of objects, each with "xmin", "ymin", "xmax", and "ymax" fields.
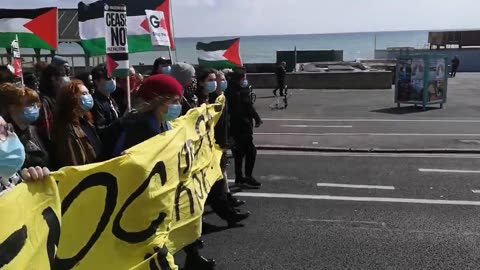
[
  {"xmin": 244, "ymin": 177, "xmax": 262, "ymax": 188},
  {"xmin": 227, "ymin": 211, "xmax": 251, "ymax": 227}
]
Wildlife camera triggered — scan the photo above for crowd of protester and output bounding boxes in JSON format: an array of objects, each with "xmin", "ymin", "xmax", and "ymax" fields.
[{"xmin": 0, "ymin": 56, "xmax": 263, "ymax": 269}]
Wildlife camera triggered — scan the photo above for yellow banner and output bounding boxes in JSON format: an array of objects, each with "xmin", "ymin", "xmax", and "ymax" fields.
[{"xmin": 0, "ymin": 97, "xmax": 225, "ymax": 270}]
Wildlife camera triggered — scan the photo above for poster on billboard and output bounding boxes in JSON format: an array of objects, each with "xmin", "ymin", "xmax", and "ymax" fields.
[{"xmin": 426, "ymin": 58, "xmax": 445, "ymax": 102}]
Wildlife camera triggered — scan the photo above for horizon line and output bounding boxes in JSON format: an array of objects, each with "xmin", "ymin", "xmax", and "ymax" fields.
[{"xmin": 175, "ymin": 27, "xmax": 480, "ymax": 39}]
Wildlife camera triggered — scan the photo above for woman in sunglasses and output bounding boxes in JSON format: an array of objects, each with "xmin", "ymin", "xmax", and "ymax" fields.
[
  {"xmin": 0, "ymin": 116, "xmax": 50, "ymax": 195},
  {"xmin": 0, "ymin": 83, "xmax": 51, "ymax": 169}
]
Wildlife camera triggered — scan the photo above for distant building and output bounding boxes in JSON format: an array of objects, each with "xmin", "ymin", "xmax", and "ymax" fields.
[{"xmin": 429, "ymin": 30, "xmax": 480, "ymax": 49}]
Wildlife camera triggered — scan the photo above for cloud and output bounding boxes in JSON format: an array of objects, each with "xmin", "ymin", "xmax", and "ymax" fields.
[
  {"xmin": 4, "ymin": 0, "xmax": 480, "ymax": 37},
  {"xmin": 178, "ymin": 0, "xmax": 216, "ymax": 8}
]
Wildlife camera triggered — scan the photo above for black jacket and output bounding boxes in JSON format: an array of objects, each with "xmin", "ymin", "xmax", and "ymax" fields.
[
  {"xmin": 92, "ymin": 92, "xmax": 120, "ymax": 130},
  {"xmin": 106, "ymin": 112, "xmax": 170, "ymax": 158},
  {"xmin": 15, "ymin": 125, "xmax": 51, "ymax": 169},
  {"xmin": 275, "ymin": 65, "xmax": 287, "ymax": 82},
  {"xmin": 225, "ymin": 86, "xmax": 261, "ymax": 137},
  {"xmin": 92, "ymin": 92, "xmax": 121, "ymax": 159},
  {"xmin": 209, "ymin": 93, "xmax": 229, "ymax": 149}
]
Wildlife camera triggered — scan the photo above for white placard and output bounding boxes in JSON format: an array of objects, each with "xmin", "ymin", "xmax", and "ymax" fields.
[
  {"xmin": 145, "ymin": 9, "xmax": 171, "ymax": 47},
  {"xmin": 105, "ymin": 5, "xmax": 129, "ymax": 54}
]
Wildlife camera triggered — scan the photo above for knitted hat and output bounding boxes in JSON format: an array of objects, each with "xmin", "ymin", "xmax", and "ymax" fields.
[
  {"xmin": 137, "ymin": 74, "xmax": 183, "ymax": 101},
  {"xmin": 171, "ymin": 63, "xmax": 195, "ymax": 86}
]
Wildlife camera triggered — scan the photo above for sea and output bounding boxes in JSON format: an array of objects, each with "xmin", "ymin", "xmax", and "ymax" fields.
[{"xmin": 4, "ymin": 30, "xmax": 429, "ymax": 67}]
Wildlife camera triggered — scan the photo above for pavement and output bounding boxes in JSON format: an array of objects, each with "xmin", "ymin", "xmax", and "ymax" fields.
[{"xmin": 185, "ymin": 74, "xmax": 480, "ymax": 269}]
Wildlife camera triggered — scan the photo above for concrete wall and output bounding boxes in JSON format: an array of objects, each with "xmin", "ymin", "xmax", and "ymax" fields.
[
  {"xmin": 248, "ymin": 71, "xmax": 393, "ymax": 89},
  {"xmin": 375, "ymin": 48, "xmax": 480, "ymax": 72}
]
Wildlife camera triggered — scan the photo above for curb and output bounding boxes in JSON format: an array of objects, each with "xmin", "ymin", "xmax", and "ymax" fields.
[{"xmin": 256, "ymin": 145, "xmax": 480, "ymax": 154}]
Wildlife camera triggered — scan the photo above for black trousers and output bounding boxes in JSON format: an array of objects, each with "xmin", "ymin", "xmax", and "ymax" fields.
[
  {"xmin": 206, "ymin": 179, "xmax": 235, "ymax": 220},
  {"xmin": 451, "ymin": 67, "xmax": 458, "ymax": 77},
  {"xmin": 274, "ymin": 80, "xmax": 286, "ymax": 96},
  {"xmin": 233, "ymin": 135, "xmax": 257, "ymax": 179}
]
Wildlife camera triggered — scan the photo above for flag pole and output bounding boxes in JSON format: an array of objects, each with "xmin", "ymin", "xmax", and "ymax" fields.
[
  {"xmin": 126, "ymin": 71, "xmax": 132, "ymax": 113},
  {"xmin": 15, "ymin": 35, "xmax": 24, "ymax": 86},
  {"xmin": 169, "ymin": 0, "xmax": 178, "ymax": 61},
  {"xmin": 168, "ymin": 46, "xmax": 174, "ymax": 64}
]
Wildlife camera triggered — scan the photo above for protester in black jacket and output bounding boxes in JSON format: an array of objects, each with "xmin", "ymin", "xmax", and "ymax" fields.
[
  {"xmin": 91, "ymin": 64, "xmax": 121, "ymax": 129},
  {"xmin": 226, "ymin": 67, "xmax": 262, "ymax": 188},
  {"xmin": 209, "ymin": 70, "xmax": 246, "ymax": 207},
  {"xmin": 110, "ymin": 74, "xmax": 215, "ymax": 270},
  {"xmin": 0, "ymin": 65, "xmax": 14, "ymax": 84},
  {"xmin": 0, "ymin": 83, "xmax": 51, "ymax": 169},
  {"xmin": 37, "ymin": 64, "xmax": 68, "ymax": 151},
  {"xmin": 196, "ymin": 69, "xmax": 250, "ymax": 226},
  {"xmin": 90, "ymin": 64, "xmax": 121, "ymax": 159}
]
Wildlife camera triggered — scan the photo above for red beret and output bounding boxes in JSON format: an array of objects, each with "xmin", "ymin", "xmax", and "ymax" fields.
[{"xmin": 137, "ymin": 74, "xmax": 183, "ymax": 101}]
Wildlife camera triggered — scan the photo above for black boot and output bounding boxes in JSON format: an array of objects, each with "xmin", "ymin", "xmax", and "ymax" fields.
[
  {"xmin": 227, "ymin": 193, "xmax": 246, "ymax": 207},
  {"xmin": 184, "ymin": 242, "xmax": 215, "ymax": 270},
  {"xmin": 227, "ymin": 210, "xmax": 251, "ymax": 227}
]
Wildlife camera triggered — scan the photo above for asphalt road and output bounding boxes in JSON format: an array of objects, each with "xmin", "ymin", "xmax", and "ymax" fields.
[
  {"xmin": 199, "ymin": 151, "xmax": 480, "ymax": 270},
  {"xmin": 183, "ymin": 74, "xmax": 480, "ymax": 269},
  {"xmin": 251, "ymin": 73, "xmax": 480, "ymax": 150}
]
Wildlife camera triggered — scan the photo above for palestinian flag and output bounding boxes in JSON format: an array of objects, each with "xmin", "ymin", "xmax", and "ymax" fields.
[
  {"xmin": 0, "ymin": 8, "xmax": 58, "ymax": 50},
  {"xmin": 107, "ymin": 53, "xmax": 129, "ymax": 77},
  {"xmin": 78, "ymin": 0, "xmax": 175, "ymax": 57},
  {"xmin": 196, "ymin": 38, "xmax": 243, "ymax": 69}
]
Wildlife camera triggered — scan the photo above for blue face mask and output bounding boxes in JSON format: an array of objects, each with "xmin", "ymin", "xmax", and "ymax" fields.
[
  {"xmin": 206, "ymin": 81, "xmax": 217, "ymax": 93},
  {"xmin": 105, "ymin": 79, "xmax": 117, "ymax": 94},
  {"xmin": 81, "ymin": 94, "xmax": 94, "ymax": 111},
  {"xmin": 23, "ymin": 106, "xmax": 40, "ymax": 124},
  {"xmin": 164, "ymin": 104, "xmax": 182, "ymax": 122},
  {"xmin": 220, "ymin": 80, "xmax": 228, "ymax": 92},
  {"xmin": 241, "ymin": 79, "xmax": 249, "ymax": 88},
  {"xmin": 161, "ymin": 66, "xmax": 171, "ymax": 75},
  {"xmin": 0, "ymin": 135, "xmax": 26, "ymax": 178}
]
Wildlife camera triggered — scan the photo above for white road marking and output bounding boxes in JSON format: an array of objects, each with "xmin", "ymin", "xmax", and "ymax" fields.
[
  {"xmin": 255, "ymin": 132, "xmax": 480, "ymax": 137},
  {"xmin": 460, "ymin": 140, "xmax": 480, "ymax": 144},
  {"xmin": 316, "ymin": 183, "xmax": 395, "ymax": 190},
  {"xmin": 257, "ymin": 150, "xmax": 480, "ymax": 159},
  {"xmin": 419, "ymin": 168, "xmax": 480, "ymax": 174},
  {"xmin": 235, "ymin": 192, "xmax": 480, "ymax": 206},
  {"xmin": 305, "ymin": 219, "xmax": 387, "ymax": 227},
  {"xmin": 312, "ymin": 142, "xmax": 319, "ymax": 145},
  {"xmin": 263, "ymin": 118, "xmax": 480, "ymax": 123},
  {"xmin": 280, "ymin": 125, "xmax": 353, "ymax": 128}
]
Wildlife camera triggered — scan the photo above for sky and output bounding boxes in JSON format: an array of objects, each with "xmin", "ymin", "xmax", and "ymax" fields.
[{"xmin": 4, "ymin": 0, "xmax": 480, "ymax": 37}]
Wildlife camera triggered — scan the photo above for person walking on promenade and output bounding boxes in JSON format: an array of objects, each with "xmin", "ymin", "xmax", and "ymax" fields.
[
  {"xmin": 451, "ymin": 56, "xmax": 460, "ymax": 78},
  {"xmin": 273, "ymin": 61, "xmax": 287, "ymax": 96},
  {"xmin": 226, "ymin": 68, "xmax": 262, "ymax": 188}
]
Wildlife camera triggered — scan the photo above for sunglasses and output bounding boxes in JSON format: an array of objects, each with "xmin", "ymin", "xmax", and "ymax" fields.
[{"xmin": 0, "ymin": 123, "xmax": 15, "ymax": 142}]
